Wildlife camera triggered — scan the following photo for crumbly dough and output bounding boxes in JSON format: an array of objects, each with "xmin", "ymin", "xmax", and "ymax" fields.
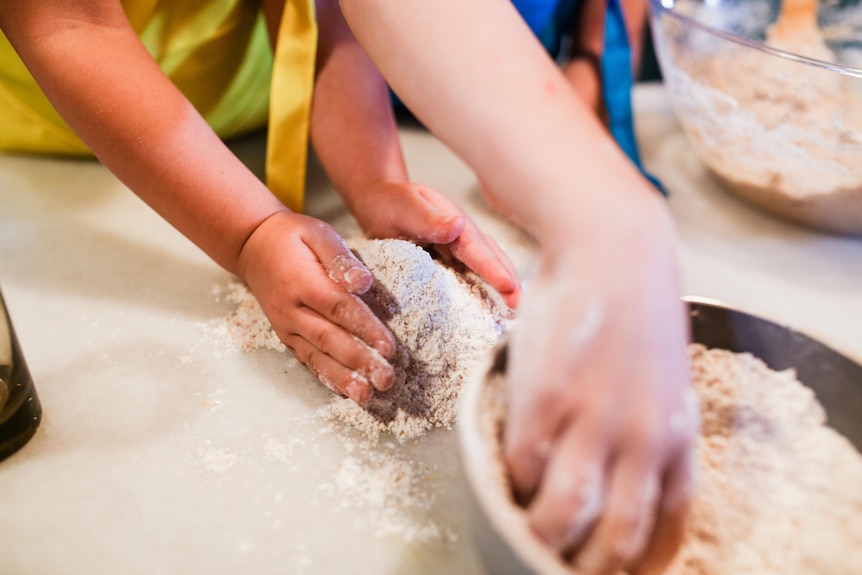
[
  {"xmin": 477, "ymin": 344, "xmax": 862, "ymax": 574},
  {"xmin": 322, "ymin": 238, "xmax": 513, "ymax": 443}
]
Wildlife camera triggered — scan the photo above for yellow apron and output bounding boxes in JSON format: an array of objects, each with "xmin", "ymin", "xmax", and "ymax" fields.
[{"xmin": 0, "ymin": 0, "xmax": 316, "ymax": 212}]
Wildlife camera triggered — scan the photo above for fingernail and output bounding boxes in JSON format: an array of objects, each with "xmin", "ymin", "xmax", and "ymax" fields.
[
  {"xmin": 329, "ymin": 254, "xmax": 372, "ymax": 293},
  {"xmin": 344, "ymin": 266, "xmax": 373, "ymax": 294},
  {"xmin": 368, "ymin": 359, "xmax": 394, "ymax": 392},
  {"xmin": 372, "ymin": 338, "xmax": 396, "ymax": 360},
  {"xmin": 346, "ymin": 375, "xmax": 372, "ymax": 404}
]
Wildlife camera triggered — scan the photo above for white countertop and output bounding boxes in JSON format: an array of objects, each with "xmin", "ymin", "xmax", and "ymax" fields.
[{"xmin": 0, "ymin": 83, "xmax": 860, "ymax": 575}]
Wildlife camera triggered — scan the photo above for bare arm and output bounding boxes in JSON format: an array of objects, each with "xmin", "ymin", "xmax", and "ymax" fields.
[
  {"xmin": 566, "ymin": 0, "xmax": 649, "ymax": 114},
  {"xmin": 0, "ymin": 0, "xmax": 400, "ymax": 404},
  {"xmin": 0, "ymin": 0, "xmax": 286, "ymax": 274},
  {"xmin": 340, "ymin": 0, "xmax": 694, "ymax": 572},
  {"xmin": 306, "ymin": 0, "xmax": 521, "ymax": 305},
  {"xmin": 338, "ymin": 0, "xmax": 657, "ymax": 250},
  {"xmin": 308, "ymin": 0, "xmax": 408, "ymax": 198}
]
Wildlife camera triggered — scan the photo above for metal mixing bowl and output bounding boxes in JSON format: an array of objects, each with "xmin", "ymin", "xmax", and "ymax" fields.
[
  {"xmin": 648, "ymin": 0, "xmax": 862, "ymax": 234},
  {"xmin": 457, "ymin": 297, "xmax": 862, "ymax": 574}
]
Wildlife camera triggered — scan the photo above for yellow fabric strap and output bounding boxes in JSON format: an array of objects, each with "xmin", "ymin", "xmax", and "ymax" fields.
[{"xmin": 266, "ymin": 0, "xmax": 318, "ymax": 213}]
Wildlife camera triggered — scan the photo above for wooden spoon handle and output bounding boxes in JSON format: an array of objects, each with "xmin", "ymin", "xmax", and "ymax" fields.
[{"xmin": 776, "ymin": 0, "xmax": 818, "ymax": 30}]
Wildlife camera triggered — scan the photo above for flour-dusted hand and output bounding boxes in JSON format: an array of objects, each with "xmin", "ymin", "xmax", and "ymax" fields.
[
  {"xmin": 344, "ymin": 180, "xmax": 521, "ymax": 308},
  {"xmin": 337, "ymin": 0, "xmax": 698, "ymax": 568},
  {"xmin": 502, "ymin": 222, "xmax": 698, "ymax": 574},
  {"xmin": 237, "ymin": 211, "xmax": 396, "ymax": 404}
]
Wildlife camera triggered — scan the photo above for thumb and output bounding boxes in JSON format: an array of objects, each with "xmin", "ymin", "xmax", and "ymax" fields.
[
  {"xmin": 305, "ymin": 223, "xmax": 374, "ymax": 295},
  {"xmin": 396, "ymin": 185, "xmax": 466, "ymax": 245}
]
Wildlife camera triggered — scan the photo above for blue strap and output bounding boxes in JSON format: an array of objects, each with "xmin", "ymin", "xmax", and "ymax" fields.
[{"xmin": 601, "ymin": 0, "xmax": 666, "ymax": 195}]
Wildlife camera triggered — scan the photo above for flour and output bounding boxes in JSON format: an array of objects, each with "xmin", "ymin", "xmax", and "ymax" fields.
[
  {"xmin": 206, "ymin": 237, "xmax": 512, "ymax": 544},
  {"xmin": 318, "ymin": 443, "xmax": 456, "ymax": 542},
  {"xmin": 321, "ymin": 238, "xmax": 513, "ymax": 443},
  {"xmin": 202, "ymin": 282, "xmax": 290, "ymax": 358},
  {"xmin": 666, "ymin": 344, "xmax": 862, "ymax": 574},
  {"xmin": 653, "ymin": 0, "xmax": 862, "ymax": 233},
  {"xmin": 477, "ymin": 343, "xmax": 862, "ymax": 574},
  {"xmin": 195, "ymin": 440, "xmax": 241, "ymax": 475}
]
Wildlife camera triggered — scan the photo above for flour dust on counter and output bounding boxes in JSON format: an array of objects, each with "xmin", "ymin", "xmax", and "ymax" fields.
[{"xmin": 200, "ymin": 237, "xmax": 512, "ymax": 547}]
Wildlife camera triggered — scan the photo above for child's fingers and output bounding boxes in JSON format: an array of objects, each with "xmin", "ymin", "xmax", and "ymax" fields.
[
  {"xmin": 449, "ymin": 224, "xmax": 521, "ymax": 307},
  {"xmin": 282, "ymin": 306, "xmax": 395, "ymax": 396},
  {"xmin": 286, "ymin": 334, "xmax": 374, "ymax": 403},
  {"xmin": 413, "ymin": 186, "xmax": 521, "ymax": 302},
  {"xmin": 308, "ymin": 229, "xmax": 375, "ymax": 295},
  {"xmin": 394, "ymin": 185, "xmax": 466, "ymax": 245},
  {"xmin": 299, "ymin": 272, "xmax": 396, "ymax": 360}
]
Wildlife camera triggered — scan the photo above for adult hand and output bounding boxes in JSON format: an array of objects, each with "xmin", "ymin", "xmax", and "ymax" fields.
[
  {"xmin": 502, "ymin": 241, "xmax": 697, "ymax": 574},
  {"xmin": 237, "ymin": 210, "xmax": 396, "ymax": 404},
  {"xmin": 345, "ymin": 179, "xmax": 521, "ymax": 308}
]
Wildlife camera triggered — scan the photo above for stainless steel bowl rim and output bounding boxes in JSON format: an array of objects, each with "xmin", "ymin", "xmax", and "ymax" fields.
[{"xmin": 458, "ymin": 295, "xmax": 862, "ymax": 575}]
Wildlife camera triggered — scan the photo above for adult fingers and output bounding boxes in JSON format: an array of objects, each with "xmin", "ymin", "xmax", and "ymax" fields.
[
  {"xmin": 524, "ymin": 421, "xmax": 609, "ymax": 554},
  {"xmin": 570, "ymin": 452, "xmax": 663, "ymax": 575},
  {"xmin": 502, "ymin": 372, "xmax": 571, "ymax": 503},
  {"xmin": 632, "ymin": 448, "xmax": 697, "ymax": 575}
]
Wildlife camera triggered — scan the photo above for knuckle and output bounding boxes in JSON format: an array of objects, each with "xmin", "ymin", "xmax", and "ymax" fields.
[
  {"xmin": 326, "ymin": 294, "xmax": 352, "ymax": 322},
  {"xmin": 283, "ymin": 336, "xmax": 307, "ymax": 361},
  {"xmin": 550, "ymin": 465, "xmax": 603, "ymax": 512},
  {"xmin": 305, "ymin": 348, "xmax": 324, "ymax": 373},
  {"xmin": 313, "ymin": 327, "xmax": 335, "ymax": 355},
  {"xmin": 608, "ymin": 507, "xmax": 652, "ymax": 564}
]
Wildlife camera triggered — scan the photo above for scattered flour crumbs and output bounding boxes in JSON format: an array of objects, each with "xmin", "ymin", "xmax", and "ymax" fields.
[
  {"xmin": 207, "ymin": 238, "xmax": 512, "ymax": 543},
  {"xmin": 478, "ymin": 344, "xmax": 862, "ymax": 574}
]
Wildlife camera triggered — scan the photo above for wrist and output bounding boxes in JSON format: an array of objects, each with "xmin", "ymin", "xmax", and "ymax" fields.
[
  {"xmin": 538, "ymin": 190, "xmax": 679, "ymax": 290},
  {"xmin": 234, "ymin": 208, "xmax": 294, "ymax": 280}
]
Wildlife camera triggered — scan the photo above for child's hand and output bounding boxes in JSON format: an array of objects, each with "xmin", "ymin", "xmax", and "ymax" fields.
[
  {"xmin": 502, "ymin": 250, "xmax": 697, "ymax": 574},
  {"xmin": 237, "ymin": 211, "xmax": 396, "ymax": 404},
  {"xmin": 345, "ymin": 180, "xmax": 521, "ymax": 307}
]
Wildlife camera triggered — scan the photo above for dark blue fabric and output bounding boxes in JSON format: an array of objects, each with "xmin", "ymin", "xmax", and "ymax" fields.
[
  {"xmin": 600, "ymin": 0, "xmax": 665, "ymax": 193},
  {"xmin": 513, "ymin": 0, "xmax": 562, "ymax": 40},
  {"xmin": 394, "ymin": 0, "xmax": 664, "ymax": 194}
]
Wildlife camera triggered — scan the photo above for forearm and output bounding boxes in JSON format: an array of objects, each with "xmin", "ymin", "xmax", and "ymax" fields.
[
  {"xmin": 0, "ymin": 1, "xmax": 285, "ymax": 274},
  {"xmin": 339, "ymin": 0, "xmax": 667, "ymax": 262},
  {"xmin": 309, "ymin": 0, "xmax": 408, "ymax": 208}
]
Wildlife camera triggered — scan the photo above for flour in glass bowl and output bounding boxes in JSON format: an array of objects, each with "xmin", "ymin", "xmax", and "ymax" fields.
[{"xmin": 653, "ymin": 0, "xmax": 862, "ymax": 233}]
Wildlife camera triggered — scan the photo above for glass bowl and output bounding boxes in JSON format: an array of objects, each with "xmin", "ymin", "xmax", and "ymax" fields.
[{"xmin": 648, "ymin": 0, "xmax": 862, "ymax": 235}]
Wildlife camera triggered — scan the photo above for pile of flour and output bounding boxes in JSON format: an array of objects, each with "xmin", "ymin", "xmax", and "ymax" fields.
[
  {"xmin": 208, "ymin": 237, "xmax": 512, "ymax": 543},
  {"xmin": 477, "ymin": 343, "xmax": 862, "ymax": 573},
  {"xmin": 324, "ymin": 238, "xmax": 513, "ymax": 442},
  {"xmin": 665, "ymin": 344, "xmax": 862, "ymax": 574}
]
